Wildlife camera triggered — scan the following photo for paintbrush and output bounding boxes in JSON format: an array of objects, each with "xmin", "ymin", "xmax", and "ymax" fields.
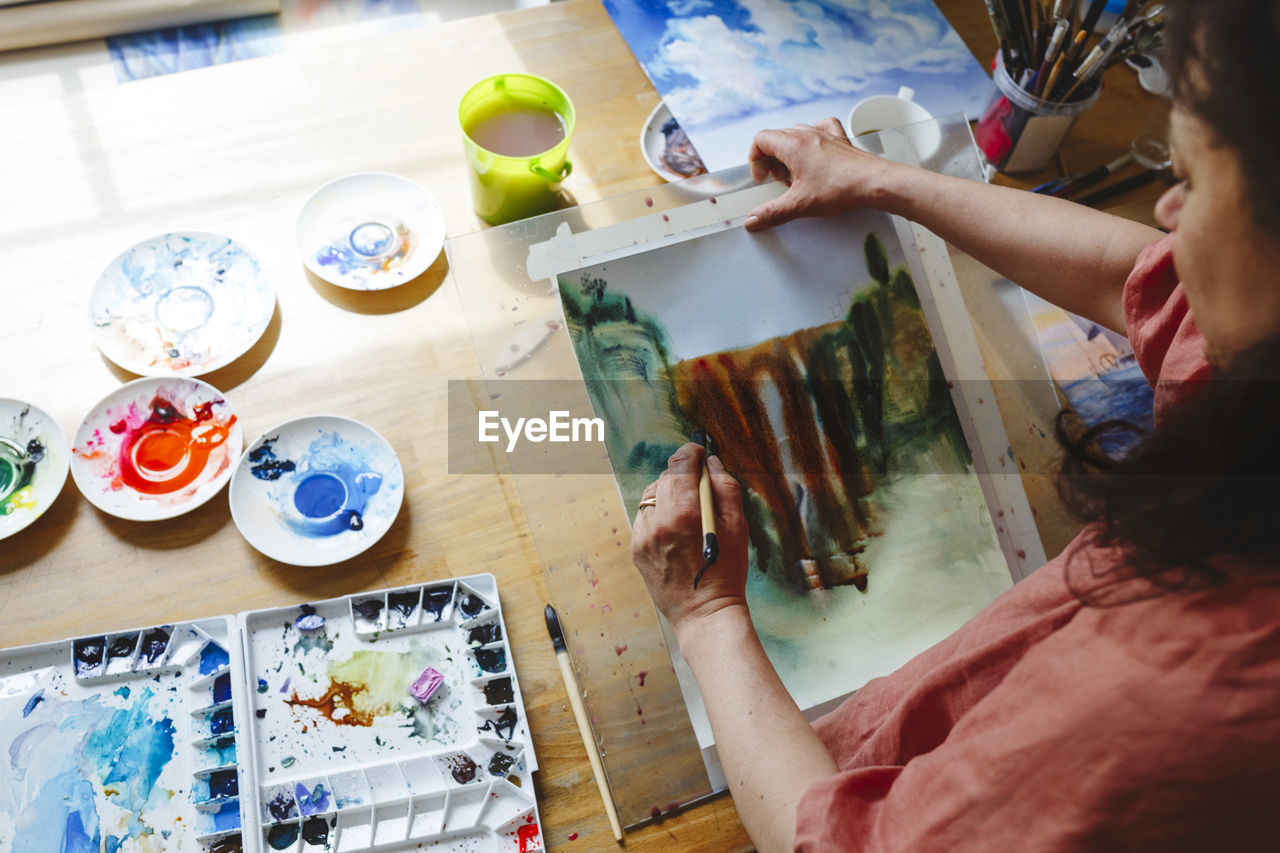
[
  {"xmin": 982, "ymin": 0, "xmax": 1017, "ymax": 70},
  {"xmin": 1077, "ymin": 0, "xmax": 1110, "ymax": 41},
  {"xmin": 691, "ymin": 430, "xmax": 719, "ymax": 589},
  {"xmin": 1074, "ymin": 168, "xmax": 1160, "ymax": 207},
  {"xmin": 544, "ymin": 604, "xmax": 625, "ymax": 842},
  {"xmin": 1049, "ymin": 152, "xmax": 1134, "ymax": 195},
  {"xmin": 1034, "ymin": 18, "xmax": 1071, "ymax": 96}
]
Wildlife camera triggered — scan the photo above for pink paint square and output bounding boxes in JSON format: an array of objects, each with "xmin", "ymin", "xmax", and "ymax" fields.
[{"xmin": 410, "ymin": 666, "xmax": 444, "ymax": 703}]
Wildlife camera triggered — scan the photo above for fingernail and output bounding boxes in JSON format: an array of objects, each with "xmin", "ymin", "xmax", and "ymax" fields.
[
  {"xmin": 708, "ymin": 455, "xmax": 724, "ymax": 471},
  {"xmin": 744, "ymin": 215, "xmax": 759, "ymax": 229}
]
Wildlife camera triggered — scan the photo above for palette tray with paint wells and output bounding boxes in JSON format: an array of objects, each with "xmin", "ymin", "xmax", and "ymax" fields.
[
  {"xmin": 0, "ymin": 618, "xmax": 254, "ymax": 850},
  {"xmin": 238, "ymin": 573, "xmax": 542, "ymax": 853},
  {"xmin": 0, "ymin": 573, "xmax": 543, "ymax": 853}
]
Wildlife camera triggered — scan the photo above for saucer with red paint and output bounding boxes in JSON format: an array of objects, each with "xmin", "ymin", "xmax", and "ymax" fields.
[{"xmin": 70, "ymin": 378, "xmax": 243, "ymax": 521}]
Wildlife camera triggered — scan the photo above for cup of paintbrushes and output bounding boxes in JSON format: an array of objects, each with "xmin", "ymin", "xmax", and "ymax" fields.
[{"xmin": 974, "ymin": 54, "xmax": 1101, "ymax": 174}]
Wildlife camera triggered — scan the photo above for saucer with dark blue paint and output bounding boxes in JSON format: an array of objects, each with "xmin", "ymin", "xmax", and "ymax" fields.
[{"xmin": 229, "ymin": 415, "xmax": 404, "ymax": 565}]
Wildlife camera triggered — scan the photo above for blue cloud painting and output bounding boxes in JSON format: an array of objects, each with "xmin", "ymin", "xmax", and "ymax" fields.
[{"xmin": 606, "ymin": 0, "xmax": 994, "ymax": 169}]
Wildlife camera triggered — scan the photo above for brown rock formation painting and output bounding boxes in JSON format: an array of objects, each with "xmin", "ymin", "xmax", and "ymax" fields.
[{"xmin": 560, "ymin": 229, "xmax": 972, "ymax": 596}]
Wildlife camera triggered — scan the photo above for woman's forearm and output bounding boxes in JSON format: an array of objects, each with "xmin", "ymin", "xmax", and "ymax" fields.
[
  {"xmin": 873, "ymin": 164, "xmax": 1163, "ymax": 333},
  {"xmin": 675, "ymin": 605, "xmax": 839, "ymax": 853}
]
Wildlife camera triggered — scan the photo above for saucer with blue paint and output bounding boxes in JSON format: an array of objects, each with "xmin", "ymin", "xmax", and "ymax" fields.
[
  {"xmin": 0, "ymin": 399, "xmax": 70, "ymax": 540},
  {"xmin": 296, "ymin": 172, "xmax": 445, "ymax": 291},
  {"xmin": 90, "ymin": 232, "xmax": 276, "ymax": 376},
  {"xmin": 229, "ymin": 415, "xmax": 404, "ymax": 565}
]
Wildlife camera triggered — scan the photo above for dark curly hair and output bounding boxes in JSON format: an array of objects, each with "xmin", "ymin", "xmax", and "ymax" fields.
[
  {"xmin": 1163, "ymin": 0, "xmax": 1280, "ymax": 230},
  {"xmin": 1057, "ymin": 0, "xmax": 1280, "ymax": 593}
]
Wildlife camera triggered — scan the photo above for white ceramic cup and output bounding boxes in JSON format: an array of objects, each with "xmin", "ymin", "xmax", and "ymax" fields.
[{"xmin": 846, "ymin": 85, "xmax": 939, "ymax": 160}]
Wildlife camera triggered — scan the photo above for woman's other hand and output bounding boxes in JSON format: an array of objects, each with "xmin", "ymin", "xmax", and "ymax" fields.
[
  {"xmin": 745, "ymin": 117, "xmax": 901, "ymax": 231},
  {"xmin": 631, "ymin": 442, "xmax": 749, "ymax": 633}
]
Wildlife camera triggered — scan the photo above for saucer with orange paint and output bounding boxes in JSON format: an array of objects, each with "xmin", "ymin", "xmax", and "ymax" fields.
[{"xmin": 70, "ymin": 378, "xmax": 243, "ymax": 521}]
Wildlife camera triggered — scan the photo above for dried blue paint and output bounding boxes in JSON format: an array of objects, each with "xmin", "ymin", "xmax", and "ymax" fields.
[
  {"xmin": 249, "ymin": 437, "xmax": 296, "ymax": 481},
  {"xmin": 266, "ymin": 791, "xmax": 297, "ymax": 821},
  {"xmin": 467, "ymin": 622, "xmax": 501, "ymax": 647},
  {"xmin": 140, "ymin": 627, "xmax": 170, "ymax": 663},
  {"xmin": 209, "ymin": 707, "xmax": 234, "ymax": 735},
  {"xmin": 257, "ymin": 677, "xmax": 268, "ymax": 693},
  {"xmin": 204, "ymin": 735, "xmax": 237, "ymax": 765},
  {"xmin": 199, "ymin": 642, "xmax": 230, "ymax": 675},
  {"xmin": 294, "ymin": 781, "xmax": 330, "ymax": 816},
  {"xmin": 475, "ymin": 647, "xmax": 506, "ymax": 673},
  {"xmin": 73, "ymin": 637, "xmax": 105, "ymax": 676},
  {"xmin": 266, "ymin": 823, "xmax": 299, "ymax": 850},
  {"xmin": 295, "ymin": 604, "xmax": 325, "ymax": 632},
  {"xmin": 213, "ymin": 673, "xmax": 231, "ymax": 704},
  {"xmin": 301, "ymin": 815, "xmax": 331, "ymax": 845},
  {"xmin": 352, "ymin": 598, "xmax": 384, "ymax": 624},
  {"xmin": 424, "ymin": 588, "xmax": 452, "ymax": 621},
  {"xmin": 208, "ymin": 769, "xmax": 238, "ymax": 799},
  {"xmin": 478, "ymin": 706, "xmax": 518, "ymax": 741},
  {"xmin": 21, "ymin": 689, "xmax": 44, "ymax": 717},
  {"xmin": 114, "ymin": 686, "xmax": 130, "ymax": 700},
  {"xmin": 459, "ymin": 594, "xmax": 487, "ymax": 618},
  {"xmin": 488, "ymin": 752, "xmax": 517, "ymax": 776},
  {"xmin": 209, "ymin": 800, "xmax": 241, "ymax": 831},
  {"xmin": 107, "ymin": 634, "xmax": 138, "ymax": 661},
  {"xmin": 389, "ymin": 590, "xmax": 419, "ymax": 620}
]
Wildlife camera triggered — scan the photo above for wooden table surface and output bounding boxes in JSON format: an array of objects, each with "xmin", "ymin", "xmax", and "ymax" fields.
[{"xmin": 0, "ymin": 1, "xmax": 1168, "ymax": 849}]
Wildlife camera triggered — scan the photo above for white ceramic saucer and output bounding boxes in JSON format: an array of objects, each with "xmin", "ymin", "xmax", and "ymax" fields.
[
  {"xmin": 296, "ymin": 172, "xmax": 445, "ymax": 291},
  {"xmin": 70, "ymin": 377, "xmax": 242, "ymax": 521},
  {"xmin": 641, "ymin": 101, "xmax": 709, "ymax": 182},
  {"xmin": 89, "ymin": 232, "xmax": 275, "ymax": 376},
  {"xmin": 229, "ymin": 415, "xmax": 404, "ymax": 566},
  {"xmin": 0, "ymin": 399, "xmax": 70, "ymax": 540}
]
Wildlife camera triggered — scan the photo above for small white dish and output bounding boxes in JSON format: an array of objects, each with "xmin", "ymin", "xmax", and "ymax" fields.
[
  {"xmin": 89, "ymin": 232, "xmax": 275, "ymax": 376},
  {"xmin": 70, "ymin": 377, "xmax": 242, "ymax": 521},
  {"xmin": 0, "ymin": 399, "xmax": 70, "ymax": 540},
  {"xmin": 229, "ymin": 415, "xmax": 404, "ymax": 566},
  {"xmin": 641, "ymin": 101, "xmax": 708, "ymax": 182},
  {"xmin": 296, "ymin": 172, "xmax": 445, "ymax": 291}
]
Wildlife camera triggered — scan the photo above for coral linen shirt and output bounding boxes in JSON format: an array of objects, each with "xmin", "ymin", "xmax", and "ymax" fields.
[{"xmin": 794, "ymin": 236, "xmax": 1280, "ymax": 851}]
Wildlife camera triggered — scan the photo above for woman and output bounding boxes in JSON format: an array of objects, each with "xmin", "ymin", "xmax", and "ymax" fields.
[{"xmin": 630, "ymin": 1, "xmax": 1280, "ymax": 849}]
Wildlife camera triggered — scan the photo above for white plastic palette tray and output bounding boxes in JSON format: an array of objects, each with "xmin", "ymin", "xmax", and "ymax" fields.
[{"xmin": 0, "ymin": 573, "xmax": 543, "ymax": 853}]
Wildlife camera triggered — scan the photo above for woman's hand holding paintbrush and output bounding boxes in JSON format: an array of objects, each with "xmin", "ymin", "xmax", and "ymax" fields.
[{"xmin": 631, "ymin": 441, "xmax": 749, "ymax": 634}]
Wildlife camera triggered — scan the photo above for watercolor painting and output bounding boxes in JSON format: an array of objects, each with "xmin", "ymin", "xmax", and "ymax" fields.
[
  {"xmin": 604, "ymin": 0, "xmax": 995, "ymax": 170},
  {"xmin": 557, "ymin": 213, "xmax": 1013, "ymax": 727},
  {"xmin": 241, "ymin": 578, "xmax": 540, "ymax": 849},
  {"xmin": 89, "ymin": 231, "xmax": 276, "ymax": 377},
  {"xmin": 296, "ymin": 172, "xmax": 446, "ymax": 291},
  {"xmin": 0, "ymin": 399, "xmax": 70, "ymax": 540},
  {"xmin": 1024, "ymin": 291, "xmax": 1154, "ymax": 454},
  {"xmin": 0, "ymin": 620, "xmax": 247, "ymax": 849},
  {"xmin": 70, "ymin": 377, "xmax": 242, "ymax": 521},
  {"xmin": 229, "ymin": 415, "xmax": 404, "ymax": 565}
]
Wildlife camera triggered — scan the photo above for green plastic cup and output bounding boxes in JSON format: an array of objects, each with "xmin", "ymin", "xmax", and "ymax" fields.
[{"xmin": 459, "ymin": 73, "xmax": 576, "ymax": 225}]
